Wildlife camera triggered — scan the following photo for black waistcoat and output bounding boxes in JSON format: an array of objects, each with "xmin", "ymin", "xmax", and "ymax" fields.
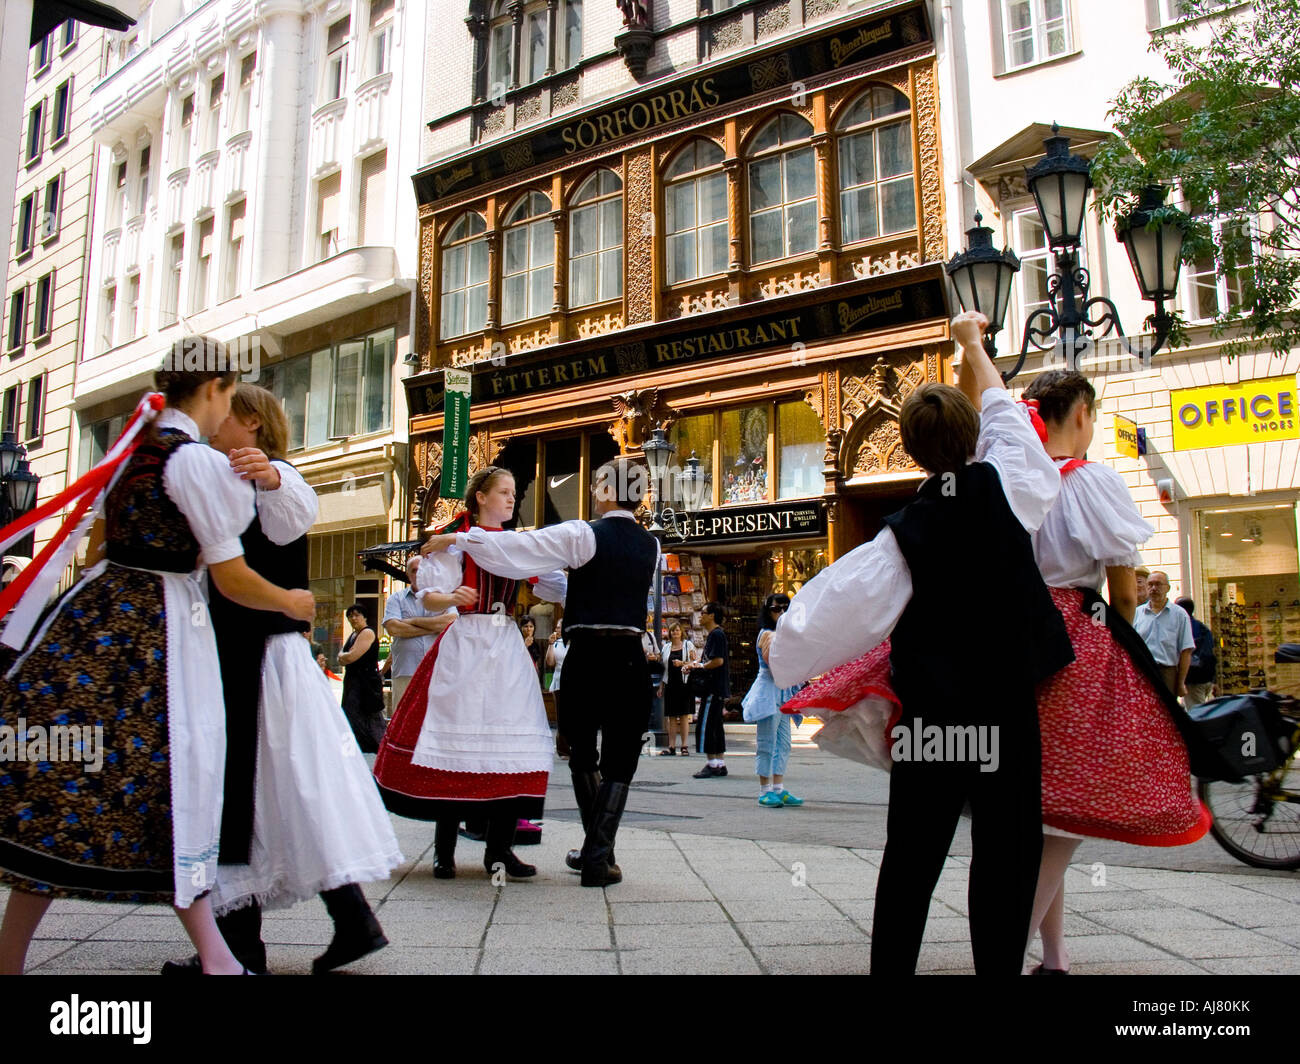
[
  {"xmin": 564, "ymin": 516, "xmax": 658, "ymax": 631},
  {"xmin": 882, "ymin": 461, "xmax": 1073, "ymax": 719},
  {"xmin": 207, "ymin": 478, "xmax": 311, "ymax": 865}
]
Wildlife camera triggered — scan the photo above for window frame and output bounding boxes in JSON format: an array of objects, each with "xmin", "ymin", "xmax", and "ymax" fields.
[
  {"xmin": 568, "ymin": 169, "xmax": 624, "ymax": 309},
  {"xmin": 500, "ymin": 191, "xmax": 555, "ymax": 326},
  {"xmin": 17, "ymin": 191, "xmax": 37, "ymax": 258},
  {"xmin": 747, "ymin": 113, "xmax": 818, "ymax": 267},
  {"xmin": 233, "ymin": 52, "xmax": 257, "ymax": 135},
  {"xmin": 33, "ymin": 32, "xmax": 53, "ymax": 76},
  {"xmin": 1182, "ymin": 207, "xmax": 1259, "ymax": 323},
  {"xmin": 998, "ymin": 0, "xmax": 1075, "ymax": 73},
  {"xmin": 26, "ymin": 100, "xmax": 45, "ymax": 165},
  {"xmin": 7, "ymin": 288, "xmax": 28, "ymax": 354},
  {"xmin": 834, "ymin": 85, "xmax": 917, "ymax": 247},
  {"xmin": 162, "ymin": 231, "xmax": 185, "ymax": 327},
  {"xmin": 439, "ymin": 211, "xmax": 490, "ymax": 341},
  {"xmin": 42, "ymin": 172, "xmax": 64, "ymax": 244},
  {"xmin": 368, "ymin": 0, "xmax": 396, "ymax": 77},
  {"xmin": 191, "ymin": 215, "xmax": 215, "ymax": 314},
  {"xmin": 33, "ymin": 271, "xmax": 55, "ymax": 341},
  {"xmin": 100, "ymin": 282, "xmax": 118, "ymax": 353},
  {"xmin": 203, "ymin": 73, "xmax": 225, "ymax": 154},
  {"xmin": 2, "ymin": 385, "xmax": 20, "ymax": 439},
  {"xmin": 174, "ymin": 93, "xmax": 195, "ymax": 169},
  {"xmin": 316, "ymin": 171, "xmax": 343, "ymax": 261},
  {"xmin": 221, "ymin": 198, "xmax": 247, "ymax": 303},
  {"xmin": 664, "ymin": 139, "xmax": 729, "ymax": 286},
  {"xmin": 52, "ymin": 78, "xmax": 72, "ymax": 146},
  {"xmin": 135, "ymin": 144, "xmax": 151, "ymax": 218},
  {"xmin": 24, "ymin": 373, "xmax": 46, "ymax": 443},
  {"xmin": 124, "ymin": 270, "xmax": 142, "ymax": 340},
  {"xmin": 324, "ymin": 16, "xmax": 351, "ymax": 103},
  {"xmin": 60, "ymin": 20, "xmax": 78, "ymax": 54}
]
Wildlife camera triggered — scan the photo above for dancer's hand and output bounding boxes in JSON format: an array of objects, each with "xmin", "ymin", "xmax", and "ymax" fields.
[
  {"xmin": 421, "ymin": 533, "xmax": 456, "ymax": 555},
  {"xmin": 281, "ymin": 588, "xmax": 316, "ymax": 623},
  {"xmin": 450, "ymin": 585, "xmax": 477, "ymax": 608},
  {"xmin": 951, "ymin": 310, "xmax": 989, "ymax": 353},
  {"xmin": 229, "ymin": 447, "xmax": 281, "ymax": 489}
]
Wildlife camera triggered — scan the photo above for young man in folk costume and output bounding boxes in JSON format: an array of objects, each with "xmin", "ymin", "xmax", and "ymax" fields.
[
  {"xmin": 769, "ymin": 312, "xmax": 1074, "ymax": 975},
  {"xmin": 422, "ymin": 459, "xmax": 659, "ymax": 887},
  {"xmin": 162, "ymin": 384, "xmax": 407, "ymax": 976}
]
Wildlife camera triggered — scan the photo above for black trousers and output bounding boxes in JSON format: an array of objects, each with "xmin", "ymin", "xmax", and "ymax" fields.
[
  {"xmin": 559, "ymin": 632, "xmax": 651, "ymax": 784},
  {"xmin": 870, "ymin": 697, "xmax": 1043, "ymax": 976},
  {"xmin": 696, "ymin": 692, "xmax": 727, "ymax": 756}
]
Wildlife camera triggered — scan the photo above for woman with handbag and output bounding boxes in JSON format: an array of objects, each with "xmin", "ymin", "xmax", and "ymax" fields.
[
  {"xmin": 660, "ymin": 623, "xmax": 697, "ymax": 756},
  {"xmin": 741, "ymin": 594, "xmax": 804, "ymax": 807}
]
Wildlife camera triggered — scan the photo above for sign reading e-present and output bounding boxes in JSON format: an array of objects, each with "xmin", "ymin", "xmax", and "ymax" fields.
[
  {"xmin": 1170, "ymin": 375, "xmax": 1300, "ymax": 451},
  {"xmin": 665, "ymin": 500, "xmax": 826, "ymax": 546}
]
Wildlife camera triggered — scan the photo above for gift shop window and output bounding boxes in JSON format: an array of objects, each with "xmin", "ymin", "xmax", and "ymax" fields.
[{"xmin": 1199, "ymin": 503, "xmax": 1300, "ymax": 696}]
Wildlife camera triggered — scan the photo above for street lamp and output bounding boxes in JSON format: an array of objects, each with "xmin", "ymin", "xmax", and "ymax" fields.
[
  {"xmin": 0, "ymin": 431, "xmax": 40, "ymax": 557},
  {"xmin": 947, "ymin": 124, "xmax": 1187, "ymax": 382},
  {"xmin": 675, "ymin": 451, "xmax": 712, "ymax": 513},
  {"xmin": 642, "ymin": 427, "xmax": 675, "ymax": 532}
]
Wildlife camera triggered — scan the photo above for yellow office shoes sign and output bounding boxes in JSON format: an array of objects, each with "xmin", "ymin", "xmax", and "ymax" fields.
[{"xmin": 1171, "ymin": 375, "xmax": 1300, "ymax": 451}]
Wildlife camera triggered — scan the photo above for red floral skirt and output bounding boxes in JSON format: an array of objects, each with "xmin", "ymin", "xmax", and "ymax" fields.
[{"xmin": 1036, "ymin": 587, "xmax": 1210, "ymax": 845}]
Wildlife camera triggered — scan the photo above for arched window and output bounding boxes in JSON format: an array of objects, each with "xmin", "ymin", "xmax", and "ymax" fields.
[
  {"xmin": 569, "ymin": 170, "xmax": 623, "ymax": 307},
  {"xmin": 664, "ymin": 139, "xmax": 727, "ymax": 284},
  {"xmin": 440, "ymin": 212, "xmax": 488, "ymax": 340},
  {"xmin": 748, "ymin": 114, "xmax": 816, "ymax": 264},
  {"xmin": 502, "ymin": 191, "xmax": 554, "ymax": 324},
  {"xmin": 836, "ymin": 86, "xmax": 915, "ymax": 244}
]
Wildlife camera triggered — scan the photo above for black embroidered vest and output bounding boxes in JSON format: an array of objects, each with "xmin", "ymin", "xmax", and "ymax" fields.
[
  {"xmin": 105, "ymin": 429, "xmax": 202, "ymax": 573},
  {"xmin": 564, "ymin": 516, "xmax": 658, "ymax": 631}
]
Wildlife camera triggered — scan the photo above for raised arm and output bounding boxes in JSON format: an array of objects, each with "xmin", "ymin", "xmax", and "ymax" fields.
[{"xmin": 953, "ymin": 311, "xmax": 999, "ymax": 411}]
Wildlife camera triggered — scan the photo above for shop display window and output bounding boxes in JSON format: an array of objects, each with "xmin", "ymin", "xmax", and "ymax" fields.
[
  {"xmin": 721, "ymin": 406, "xmax": 769, "ymax": 504},
  {"xmin": 777, "ymin": 400, "xmax": 824, "ymax": 500},
  {"xmin": 668, "ymin": 413, "xmax": 715, "ymax": 509},
  {"xmin": 1200, "ymin": 503, "xmax": 1300, "ymax": 696}
]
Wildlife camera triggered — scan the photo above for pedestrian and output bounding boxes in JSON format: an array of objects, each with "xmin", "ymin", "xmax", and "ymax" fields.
[
  {"xmin": 545, "ymin": 621, "xmax": 569, "ymax": 762},
  {"xmin": 162, "ymin": 381, "xmax": 405, "ymax": 976},
  {"xmin": 338, "ymin": 604, "xmax": 387, "ymax": 752},
  {"xmin": 685, "ymin": 603, "xmax": 729, "ymax": 777},
  {"xmin": 421, "ymin": 459, "xmax": 658, "ymax": 887},
  {"xmin": 1018, "ymin": 370, "xmax": 1210, "ymax": 976},
  {"xmin": 743, "ymin": 594, "xmax": 803, "ymax": 807},
  {"xmin": 520, "ymin": 616, "xmax": 544, "ymax": 682},
  {"xmin": 1134, "ymin": 565, "xmax": 1150, "ymax": 604},
  {"xmin": 373, "ymin": 466, "xmax": 565, "ymax": 881},
  {"xmin": 0, "ymin": 351, "xmax": 315, "ymax": 974},
  {"xmin": 769, "ymin": 311, "xmax": 1074, "ymax": 976},
  {"xmin": 1134, "ymin": 570, "xmax": 1195, "ymax": 698},
  {"xmin": 383, "ymin": 555, "xmax": 447, "ymax": 715},
  {"xmin": 660, "ymin": 622, "xmax": 697, "ymax": 756},
  {"xmin": 1175, "ymin": 597, "xmax": 1217, "ymax": 707}
]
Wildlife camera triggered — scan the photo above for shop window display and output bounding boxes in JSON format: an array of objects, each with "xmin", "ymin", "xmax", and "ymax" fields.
[
  {"xmin": 721, "ymin": 406, "xmax": 769, "ymax": 504},
  {"xmin": 777, "ymin": 400, "xmax": 824, "ymax": 500},
  {"xmin": 1200, "ymin": 504, "xmax": 1300, "ymax": 697},
  {"xmin": 669, "ymin": 414, "xmax": 715, "ymax": 509}
]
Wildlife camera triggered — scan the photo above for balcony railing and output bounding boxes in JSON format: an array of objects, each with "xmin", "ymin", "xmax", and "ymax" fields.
[
  {"xmin": 311, "ymin": 98, "xmax": 346, "ymax": 174},
  {"xmin": 354, "ymin": 72, "xmax": 392, "ymax": 153}
]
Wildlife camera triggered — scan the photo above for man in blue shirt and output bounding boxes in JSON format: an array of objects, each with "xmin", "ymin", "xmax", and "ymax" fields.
[
  {"xmin": 1134, "ymin": 570, "xmax": 1194, "ymax": 697},
  {"xmin": 1175, "ymin": 597, "xmax": 1217, "ymax": 706},
  {"xmin": 382, "ymin": 555, "xmax": 448, "ymax": 715}
]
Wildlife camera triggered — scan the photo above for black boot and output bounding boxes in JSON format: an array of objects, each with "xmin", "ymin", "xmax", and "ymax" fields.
[
  {"xmin": 580, "ymin": 781, "xmax": 629, "ymax": 888},
  {"xmin": 160, "ymin": 901, "xmax": 268, "ymax": 975},
  {"xmin": 566, "ymin": 770, "xmax": 602, "ymax": 872},
  {"xmin": 434, "ymin": 819, "xmax": 458, "ymax": 879},
  {"xmin": 484, "ymin": 814, "xmax": 536, "ymax": 878},
  {"xmin": 312, "ymin": 884, "xmax": 388, "ymax": 975}
]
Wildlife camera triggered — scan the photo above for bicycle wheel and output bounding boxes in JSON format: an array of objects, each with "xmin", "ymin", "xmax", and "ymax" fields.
[{"xmin": 1198, "ymin": 767, "xmax": 1300, "ymax": 870}]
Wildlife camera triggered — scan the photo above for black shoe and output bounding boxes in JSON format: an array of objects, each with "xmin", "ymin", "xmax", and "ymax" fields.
[
  {"xmin": 434, "ymin": 819, "xmax": 458, "ymax": 878},
  {"xmin": 716, "ymin": 764, "xmax": 727, "ymax": 776},
  {"xmin": 313, "ymin": 885, "xmax": 388, "ymax": 974},
  {"xmin": 580, "ymin": 781, "xmax": 629, "ymax": 888},
  {"xmin": 161, "ymin": 954, "xmax": 202, "ymax": 976},
  {"xmin": 693, "ymin": 764, "xmax": 724, "ymax": 779},
  {"xmin": 514, "ymin": 820, "xmax": 543, "ymax": 846},
  {"xmin": 485, "ymin": 851, "xmax": 537, "ymax": 878},
  {"xmin": 660, "ymin": 747, "xmax": 676, "ymax": 756},
  {"xmin": 433, "ymin": 860, "xmax": 456, "ymax": 879}
]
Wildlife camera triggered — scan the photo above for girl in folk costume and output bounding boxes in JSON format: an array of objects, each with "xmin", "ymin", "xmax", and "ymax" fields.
[
  {"xmin": 1019, "ymin": 370, "xmax": 1209, "ymax": 975},
  {"xmin": 161, "ymin": 384, "xmax": 406, "ymax": 976},
  {"xmin": 0, "ymin": 351, "xmax": 315, "ymax": 974},
  {"xmin": 373, "ymin": 467, "xmax": 565, "ymax": 880}
]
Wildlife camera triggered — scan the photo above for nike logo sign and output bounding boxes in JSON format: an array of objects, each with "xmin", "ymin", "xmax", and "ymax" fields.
[{"xmin": 548, "ymin": 473, "xmax": 577, "ymax": 489}]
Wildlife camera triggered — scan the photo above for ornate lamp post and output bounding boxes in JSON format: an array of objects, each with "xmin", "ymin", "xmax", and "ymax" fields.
[
  {"xmin": 947, "ymin": 124, "xmax": 1187, "ymax": 382},
  {"xmin": 641, "ymin": 426, "xmax": 676, "ymax": 750},
  {"xmin": 0, "ymin": 431, "xmax": 40, "ymax": 558}
]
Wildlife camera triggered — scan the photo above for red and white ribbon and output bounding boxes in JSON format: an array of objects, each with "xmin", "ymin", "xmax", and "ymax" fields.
[{"xmin": 0, "ymin": 392, "xmax": 166, "ymax": 650}]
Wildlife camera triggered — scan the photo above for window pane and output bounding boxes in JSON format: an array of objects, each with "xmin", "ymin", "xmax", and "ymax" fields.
[
  {"xmin": 442, "ymin": 244, "xmax": 465, "ymax": 293},
  {"xmin": 841, "ymin": 186, "xmax": 878, "ymax": 243},
  {"xmin": 785, "ymin": 147, "xmax": 815, "ymax": 202},
  {"xmin": 778, "ymin": 400, "xmax": 824, "ymax": 500},
  {"xmin": 668, "ymin": 414, "xmax": 715, "ymax": 509},
  {"xmin": 702, "ymin": 222, "xmax": 729, "ymax": 276},
  {"xmin": 721, "ymin": 406, "xmax": 769, "ymax": 504},
  {"xmin": 751, "ymin": 210, "xmax": 782, "ymax": 264},
  {"xmin": 786, "ymin": 201, "xmax": 816, "ymax": 255},
  {"xmin": 599, "ymin": 248, "xmax": 621, "ymax": 300},
  {"xmin": 666, "ymin": 181, "xmax": 695, "ymax": 233},
  {"xmin": 571, "ymin": 204, "xmax": 595, "ymax": 257},
  {"xmin": 543, "ymin": 436, "xmax": 582, "ymax": 523},
  {"xmin": 600, "ymin": 198, "xmax": 622, "ymax": 249},
  {"xmin": 467, "ymin": 237, "xmax": 488, "ymax": 284},
  {"xmin": 333, "ymin": 341, "xmax": 364, "ymax": 438},
  {"xmin": 839, "ymin": 131, "xmax": 875, "ymax": 188},
  {"xmin": 877, "ymin": 122, "xmax": 911, "ymax": 179},
  {"xmin": 441, "ymin": 290, "xmax": 465, "ymax": 338},
  {"xmin": 880, "ymin": 178, "xmax": 915, "ymax": 234},
  {"xmin": 530, "ymin": 264, "xmax": 553, "ymax": 317},
  {"xmin": 527, "ymin": 10, "xmax": 547, "ymax": 82},
  {"xmin": 466, "ymin": 283, "xmax": 488, "ymax": 332},
  {"xmin": 307, "ymin": 349, "xmax": 333, "ymax": 448},
  {"xmin": 699, "ymin": 173, "xmax": 727, "ymax": 224},
  {"xmin": 504, "ymin": 227, "xmax": 527, "ymax": 274},
  {"xmin": 503, "ymin": 274, "xmax": 526, "ymax": 323},
  {"xmin": 667, "ymin": 232, "xmax": 695, "ymax": 284},
  {"xmin": 749, "ymin": 158, "xmax": 781, "ymax": 211},
  {"xmin": 362, "ymin": 329, "xmax": 393, "ymax": 434},
  {"xmin": 571, "ymin": 255, "xmax": 594, "ymax": 307}
]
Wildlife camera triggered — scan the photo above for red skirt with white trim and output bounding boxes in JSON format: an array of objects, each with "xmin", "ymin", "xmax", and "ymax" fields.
[
  {"xmin": 1037, "ymin": 586, "xmax": 1210, "ymax": 845},
  {"xmin": 372, "ymin": 629, "xmax": 548, "ymax": 822}
]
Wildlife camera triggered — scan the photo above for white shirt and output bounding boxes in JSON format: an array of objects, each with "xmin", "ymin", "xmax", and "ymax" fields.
[
  {"xmin": 768, "ymin": 388, "xmax": 1061, "ymax": 689},
  {"xmin": 453, "ymin": 508, "xmax": 659, "ymax": 632},
  {"xmin": 256, "ymin": 460, "xmax": 319, "ymax": 547}
]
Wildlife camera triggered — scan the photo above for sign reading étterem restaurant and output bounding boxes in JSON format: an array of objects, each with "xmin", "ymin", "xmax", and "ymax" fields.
[
  {"xmin": 406, "ymin": 266, "xmax": 947, "ymax": 415},
  {"xmin": 414, "ymin": 1, "xmax": 932, "ymax": 206}
]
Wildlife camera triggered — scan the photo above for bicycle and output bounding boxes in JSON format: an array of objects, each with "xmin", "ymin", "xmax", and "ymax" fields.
[{"xmin": 1196, "ymin": 645, "xmax": 1300, "ymax": 870}]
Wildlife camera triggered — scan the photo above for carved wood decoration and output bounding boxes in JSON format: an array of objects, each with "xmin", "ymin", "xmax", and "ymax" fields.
[
  {"xmin": 912, "ymin": 60, "xmax": 945, "ymax": 264},
  {"xmin": 609, "ymin": 388, "xmax": 679, "ymax": 453},
  {"xmin": 838, "ymin": 352, "xmax": 928, "ymax": 476},
  {"xmin": 624, "ymin": 148, "xmax": 655, "ymax": 324},
  {"xmin": 416, "ymin": 209, "xmax": 436, "ymax": 371}
]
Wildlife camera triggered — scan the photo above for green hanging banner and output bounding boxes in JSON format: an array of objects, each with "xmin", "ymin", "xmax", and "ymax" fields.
[{"xmin": 440, "ymin": 368, "xmax": 472, "ymax": 500}]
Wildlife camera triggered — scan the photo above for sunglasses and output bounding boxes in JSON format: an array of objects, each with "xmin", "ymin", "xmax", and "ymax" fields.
[{"xmin": 770, "ymin": 604, "xmax": 788, "ymax": 612}]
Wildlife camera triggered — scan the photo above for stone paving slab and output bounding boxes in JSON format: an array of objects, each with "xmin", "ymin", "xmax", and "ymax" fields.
[{"xmin": 7, "ymin": 819, "xmax": 1300, "ymax": 975}]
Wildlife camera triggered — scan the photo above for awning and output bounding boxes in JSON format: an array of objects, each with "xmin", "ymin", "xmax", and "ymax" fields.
[
  {"xmin": 31, "ymin": 1, "xmax": 137, "ymax": 44},
  {"xmin": 355, "ymin": 539, "xmax": 421, "ymax": 583}
]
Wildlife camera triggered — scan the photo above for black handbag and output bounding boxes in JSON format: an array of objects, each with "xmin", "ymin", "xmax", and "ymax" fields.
[{"xmin": 1183, "ymin": 693, "xmax": 1297, "ymax": 782}]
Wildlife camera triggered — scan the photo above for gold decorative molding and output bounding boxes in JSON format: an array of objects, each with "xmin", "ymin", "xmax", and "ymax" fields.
[
  {"xmin": 625, "ymin": 147, "xmax": 655, "ymax": 325},
  {"xmin": 844, "ymin": 247, "xmax": 921, "ymax": 281},
  {"xmin": 573, "ymin": 309, "xmax": 626, "ymax": 338},
  {"xmin": 912, "ymin": 60, "xmax": 945, "ymax": 264},
  {"xmin": 758, "ymin": 269, "xmax": 825, "ymax": 300},
  {"xmin": 609, "ymin": 388, "xmax": 678, "ymax": 454},
  {"xmin": 416, "ymin": 213, "xmax": 436, "ymax": 371}
]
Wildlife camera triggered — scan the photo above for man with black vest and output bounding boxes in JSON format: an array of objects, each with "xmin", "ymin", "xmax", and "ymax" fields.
[
  {"xmin": 427, "ymin": 459, "xmax": 658, "ymax": 887},
  {"xmin": 769, "ymin": 312, "xmax": 1074, "ymax": 974}
]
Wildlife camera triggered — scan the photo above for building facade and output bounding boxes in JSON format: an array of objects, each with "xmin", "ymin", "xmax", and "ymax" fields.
[
  {"xmin": 941, "ymin": 0, "xmax": 1299, "ymax": 695},
  {"xmin": 76, "ymin": 0, "xmax": 426, "ymax": 662},
  {"xmin": 2, "ymin": 18, "xmax": 107, "ymax": 563},
  {"xmin": 410, "ymin": 0, "xmax": 953, "ymax": 689}
]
